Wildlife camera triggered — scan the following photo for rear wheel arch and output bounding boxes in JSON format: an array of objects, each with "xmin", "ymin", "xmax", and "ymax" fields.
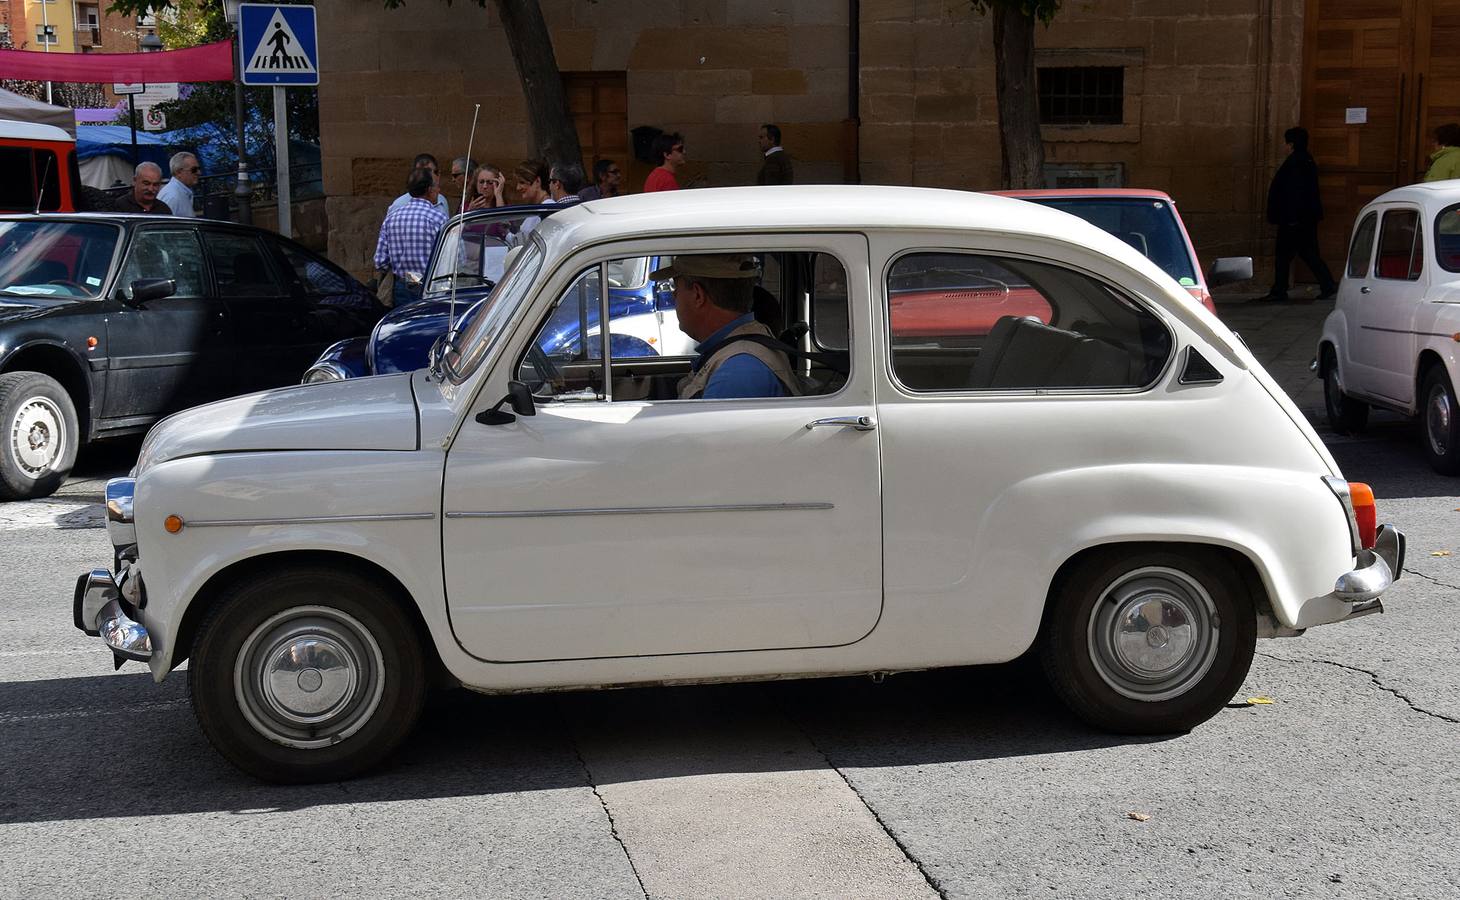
[
  {"xmin": 1, "ymin": 343, "xmax": 93, "ymax": 441},
  {"xmin": 173, "ymin": 550, "xmax": 446, "ymax": 681},
  {"xmin": 1415, "ymin": 349, "xmax": 1449, "ymax": 403}
]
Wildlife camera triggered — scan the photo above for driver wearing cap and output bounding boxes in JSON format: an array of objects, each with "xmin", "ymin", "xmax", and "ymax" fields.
[{"xmin": 652, "ymin": 254, "xmax": 801, "ymax": 400}]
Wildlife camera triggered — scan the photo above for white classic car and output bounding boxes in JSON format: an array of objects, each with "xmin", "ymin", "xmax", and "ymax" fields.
[
  {"xmin": 76, "ymin": 186, "xmax": 1404, "ymax": 783},
  {"xmin": 1317, "ymin": 180, "xmax": 1460, "ymax": 473}
]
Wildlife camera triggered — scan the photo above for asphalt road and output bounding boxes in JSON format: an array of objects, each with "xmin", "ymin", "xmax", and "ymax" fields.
[{"xmin": 1, "ymin": 298, "xmax": 1457, "ymax": 899}]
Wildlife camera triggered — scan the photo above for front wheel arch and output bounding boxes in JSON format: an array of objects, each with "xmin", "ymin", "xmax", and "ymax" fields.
[{"xmin": 173, "ymin": 550, "xmax": 447, "ymax": 682}]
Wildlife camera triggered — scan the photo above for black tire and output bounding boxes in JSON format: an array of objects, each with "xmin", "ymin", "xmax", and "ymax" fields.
[
  {"xmin": 1039, "ymin": 546, "xmax": 1256, "ymax": 735},
  {"xmin": 1420, "ymin": 365, "xmax": 1460, "ymax": 476},
  {"xmin": 0, "ymin": 371, "xmax": 79, "ymax": 501},
  {"xmin": 190, "ymin": 566, "xmax": 427, "ymax": 783},
  {"xmin": 1322, "ymin": 349, "xmax": 1368, "ymax": 435}
]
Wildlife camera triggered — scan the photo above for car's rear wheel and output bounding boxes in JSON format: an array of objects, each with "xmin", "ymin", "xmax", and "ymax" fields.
[
  {"xmin": 1421, "ymin": 365, "xmax": 1460, "ymax": 475},
  {"xmin": 1322, "ymin": 349, "xmax": 1368, "ymax": 435},
  {"xmin": 1040, "ymin": 546, "xmax": 1256, "ymax": 734},
  {"xmin": 190, "ymin": 567, "xmax": 426, "ymax": 783},
  {"xmin": 0, "ymin": 371, "xmax": 79, "ymax": 501}
]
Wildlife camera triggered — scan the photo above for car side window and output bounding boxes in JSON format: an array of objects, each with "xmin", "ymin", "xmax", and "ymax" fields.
[
  {"xmin": 1439, "ymin": 205, "xmax": 1460, "ymax": 274},
  {"xmin": 1375, "ymin": 209, "xmax": 1422, "ymax": 281},
  {"xmin": 278, "ymin": 241, "xmax": 350, "ymax": 296},
  {"xmin": 886, "ymin": 252, "xmax": 1171, "ymax": 392},
  {"xmin": 117, "ymin": 229, "xmax": 207, "ymax": 299},
  {"xmin": 1346, "ymin": 212, "xmax": 1378, "ymax": 278},
  {"xmin": 202, "ymin": 231, "xmax": 286, "ymax": 298}
]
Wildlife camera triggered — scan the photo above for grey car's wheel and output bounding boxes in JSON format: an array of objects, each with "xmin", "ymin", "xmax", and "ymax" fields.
[
  {"xmin": 1421, "ymin": 365, "xmax": 1460, "ymax": 476},
  {"xmin": 0, "ymin": 371, "xmax": 79, "ymax": 501},
  {"xmin": 1040, "ymin": 546, "xmax": 1256, "ymax": 734},
  {"xmin": 1322, "ymin": 350, "xmax": 1368, "ymax": 435},
  {"xmin": 190, "ymin": 567, "xmax": 426, "ymax": 783}
]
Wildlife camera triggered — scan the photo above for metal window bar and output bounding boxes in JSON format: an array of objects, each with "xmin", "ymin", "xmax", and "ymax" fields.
[{"xmin": 1037, "ymin": 67, "xmax": 1124, "ymax": 125}]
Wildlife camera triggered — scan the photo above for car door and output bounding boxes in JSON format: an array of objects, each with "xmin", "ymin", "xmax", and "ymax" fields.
[
  {"xmin": 1353, "ymin": 206, "xmax": 1427, "ymax": 403},
  {"xmin": 272, "ymin": 236, "xmax": 384, "ymax": 349},
  {"xmin": 1336, "ymin": 210, "xmax": 1379, "ymax": 395},
  {"xmin": 101, "ymin": 225, "xmax": 233, "ymax": 420},
  {"xmin": 440, "ymin": 234, "xmax": 883, "ymax": 663},
  {"xmin": 200, "ymin": 228, "xmax": 316, "ymax": 394}
]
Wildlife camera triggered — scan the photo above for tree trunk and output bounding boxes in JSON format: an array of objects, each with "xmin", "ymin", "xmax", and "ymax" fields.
[
  {"xmin": 991, "ymin": 5, "xmax": 1044, "ymax": 189},
  {"xmin": 493, "ymin": 0, "xmax": 582, "ymax": 168}
]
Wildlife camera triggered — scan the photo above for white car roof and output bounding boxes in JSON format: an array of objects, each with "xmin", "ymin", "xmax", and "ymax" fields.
[
  {"xmin": 0, "ymin": 119, "xmax": 74, "ymax": 143},
  {"xmin": 543, "ymin": 184, "xmax": 1178, "ymax": 295},
  {"xmin": 1365, "ymin": 179, "xmax": 1460, "ymax": 213}
]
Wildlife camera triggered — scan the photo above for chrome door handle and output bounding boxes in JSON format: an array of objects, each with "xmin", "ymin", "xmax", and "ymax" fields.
[
  {"xmin": 805, "ymin": 415, "xmax": 876, "ymax": 431},
  {"xmin": 1360, "ymin": 286, "xmax": 1371, "ymax": 294}
]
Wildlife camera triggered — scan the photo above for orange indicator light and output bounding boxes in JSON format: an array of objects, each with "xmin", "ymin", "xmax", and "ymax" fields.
[
  {"xmin": 164, "ymin": 515, "xmax": 185, "ymax": 534},
  {"xmin": 86, "ymin": 336, "xmax": 98, "ymax": 349}
]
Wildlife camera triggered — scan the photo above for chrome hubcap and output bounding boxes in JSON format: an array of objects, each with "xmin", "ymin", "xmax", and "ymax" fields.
[
  {"xmin": 1088, "ymin": 566, "xmax": 1220, "ymax": 702},
  {"xmin": 234, "ymin": 606, "xmax": 385, "ymax": 749},
  {"xmin": 10, "ymin": 395, "xmax": 65, "ymax": 477},
  {"xmin": 1427, "ymin": 382, "xmax": 1453, "ymax": 457}
]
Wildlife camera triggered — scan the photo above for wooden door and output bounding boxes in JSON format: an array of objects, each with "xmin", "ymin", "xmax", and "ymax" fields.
[
  {"xmin": 562, "ymin": 71, "xmax": 627, "ymax": 181},
  {"xmin": 1303, "ymin": 0, "xmax": 1459, "ymax": 262}
]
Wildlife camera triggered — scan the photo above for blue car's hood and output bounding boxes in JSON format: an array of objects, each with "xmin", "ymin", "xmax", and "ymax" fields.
[{"xmin": 369, "ymin": 289, "xmax": 493, "ymax": 375}]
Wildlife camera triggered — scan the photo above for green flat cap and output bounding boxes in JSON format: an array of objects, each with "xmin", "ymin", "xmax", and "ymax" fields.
[{"xmin": 650, "ymin": 254, "xmax": 760, "ymax": 281}]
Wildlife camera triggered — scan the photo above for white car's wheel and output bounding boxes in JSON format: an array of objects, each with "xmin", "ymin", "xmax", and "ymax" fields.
[
  {"xmin": 1421, "ymin": 365, "xmax": 1460, "ymax": 476},
  {"xmin": 190, "ymin": 567, "xmax": 426, "ymax": 783},
  {"xmin": 1040, "ymin": 546, "xmax": 1256, "ymax": 734},
  {"xmin": 1322, "ymin": 349, "xmax": 1368, "ymax": 435},
  {"xmin": 0, "ymin": 371, "xmax": 79, "ymax": 501}
]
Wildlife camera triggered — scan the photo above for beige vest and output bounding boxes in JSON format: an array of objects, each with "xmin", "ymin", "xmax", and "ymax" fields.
[{"xmin": 678, "ymin": 320, "xmax": 802, "ymax": 400}]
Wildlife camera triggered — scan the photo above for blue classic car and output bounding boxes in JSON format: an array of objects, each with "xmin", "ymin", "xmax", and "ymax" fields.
[{"xmin": 303, "ymin": 205, "xmax": 684, "ymax": 383}]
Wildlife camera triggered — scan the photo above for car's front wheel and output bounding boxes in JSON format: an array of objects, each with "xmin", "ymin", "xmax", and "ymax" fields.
[
  {"xmin": 190, "ymin": 567, "xmax": 427, "ymax": 783},
  {"xmin": 1040, "ymin": 546, "xmax": 1256, "ymax": 734},
  {"xmin": 1322, "ymin": 349, "xmax": 1368, "ymax": 435},
  {"xmin": 1421, "ymin": 365, "xmax": 1460, "ymax": 475},
  {"xmin": 0, "ymin": 371, "xmax": 79, "ymax": 501}
]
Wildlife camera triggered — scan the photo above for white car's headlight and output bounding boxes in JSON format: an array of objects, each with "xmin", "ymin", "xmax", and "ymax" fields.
[{"xmin": 302, "ymin": 362, "xmax": 350, "ymax": 384}]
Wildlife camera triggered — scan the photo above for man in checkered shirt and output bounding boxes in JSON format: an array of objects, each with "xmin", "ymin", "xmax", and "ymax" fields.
[{"xmin": 373, "ymin": 167, "xmax": 448, "ymax": 308}]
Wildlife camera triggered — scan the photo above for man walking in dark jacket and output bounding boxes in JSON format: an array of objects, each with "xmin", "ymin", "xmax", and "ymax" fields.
[{"xmin": 1264, "ymin": 126, "xmax": 1337, "ymax": 302}]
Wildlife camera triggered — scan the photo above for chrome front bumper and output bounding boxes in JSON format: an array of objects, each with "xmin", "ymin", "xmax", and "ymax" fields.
[
  {"xmin": 1330, "ymin": 523, "xmax": 1405, "ymax": 621},
  {"xmin": 73, "ymin": 568, "xmax": 151, "ymax": 666}
]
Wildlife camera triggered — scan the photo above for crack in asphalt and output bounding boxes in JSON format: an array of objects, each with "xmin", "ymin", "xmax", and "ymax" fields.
[
  {"xmin": 1406, "ymin": 569, "xmax": 1460, "ymax": 593},
  {"xmin": 790, "ymin": 719, "xmax": 948, "ymax": 899},
  {"xmin": 1257, "ymin": 651, "xmax": 1460, "ymax": 725},
  {"xmin": 558, "ymin": 707, "xmax": 649, "ymax": 900}
]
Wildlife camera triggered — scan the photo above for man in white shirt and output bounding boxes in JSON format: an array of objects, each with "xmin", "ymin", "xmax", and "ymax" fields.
[
  {"xmin": 387, "ymin": 153, "xmax": 451, "ymax": 217},
  {"xmin": 157, "ymin": 152, "xmax": 201, "ymax": 217}
]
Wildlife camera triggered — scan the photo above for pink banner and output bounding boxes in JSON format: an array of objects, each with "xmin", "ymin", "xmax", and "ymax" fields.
[{"xmin": 0, "ymin": 40, "xmax": 234, "ymax": 83}]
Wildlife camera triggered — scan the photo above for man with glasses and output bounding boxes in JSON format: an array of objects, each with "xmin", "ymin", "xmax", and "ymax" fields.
[
  {"xmin": 644, "ymin": 133, "xmax": 686, "ymax": 193},
  {"xmin": 578, "ymin": 159, "xmax": 623, "ymax": 202},
  {"xmin": 388, "ymin": 153, "xmax": 450, "ymax": 217},
  {"xmin": 158, "ymin": 152, "xmax": 201, "ymax": 217},
  {"xmin": 548, "ymin": 162, "xmax": 585, "ymax": 205},
  {"xmin": 449, "ymin": 157, "xmax": 478, "ymax": 209}
]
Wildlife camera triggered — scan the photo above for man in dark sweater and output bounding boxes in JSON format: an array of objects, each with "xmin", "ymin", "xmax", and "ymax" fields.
[
  {"xmin": 1264, "ymin": 126, "xmax": 1336, "ymax": 302},
  {"xmin": 112, "ymin": 162, "xmax": 174, "ymax": 215},
  {"xmin": 756, "ymin": 123, "xmax": 794, "ymax": 185}
]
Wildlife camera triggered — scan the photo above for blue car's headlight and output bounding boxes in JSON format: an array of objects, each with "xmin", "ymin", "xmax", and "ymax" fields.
[{"xmin": 302, "ymin": 361, "xmax": 351, "ymax": 384}]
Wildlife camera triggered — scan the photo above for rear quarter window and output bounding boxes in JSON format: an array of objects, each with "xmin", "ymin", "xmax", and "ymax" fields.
[{"xmin": 1438, "ymin": 204, "xmax": 1460, "ymax": 274}]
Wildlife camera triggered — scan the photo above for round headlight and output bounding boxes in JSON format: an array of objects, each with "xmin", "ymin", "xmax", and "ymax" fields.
[{"xmin": 302, "ymin": 362, "xmax": 349, "ymax": 384}]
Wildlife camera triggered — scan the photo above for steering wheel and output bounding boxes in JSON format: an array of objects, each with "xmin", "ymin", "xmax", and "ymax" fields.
[{"xmin": 526, "ymin": 343, "xmax": 564, "ymax": 394}]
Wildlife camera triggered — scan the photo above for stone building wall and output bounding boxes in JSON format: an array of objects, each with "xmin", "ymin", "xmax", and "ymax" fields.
[{"xmin": 318, "ymin": 0, "xmax": 1304, "ymax": 280}]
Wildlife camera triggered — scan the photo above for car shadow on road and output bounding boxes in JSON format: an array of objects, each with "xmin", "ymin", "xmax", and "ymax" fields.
[
  {"xmin": 0, "ymin": 661, "xmax": 1169, "ymax": 826},
  {"xmin": 1321, "ymin": 419, "xmax": 1458, "ymax": 499}
]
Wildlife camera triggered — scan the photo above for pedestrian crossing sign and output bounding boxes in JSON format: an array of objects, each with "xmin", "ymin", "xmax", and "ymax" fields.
[{"xmin": 239, "ymin": 3, "xmax": 319, "ymax": 86}]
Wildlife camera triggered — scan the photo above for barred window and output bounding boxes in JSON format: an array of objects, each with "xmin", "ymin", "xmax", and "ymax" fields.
[{"xmin": 1038, "ymin": 67, "xmax": 1124, "ymax": 125}]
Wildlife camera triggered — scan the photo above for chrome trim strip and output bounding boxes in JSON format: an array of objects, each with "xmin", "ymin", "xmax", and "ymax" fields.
[
  {"xmin": 1359, "ymin": 325, "xmax": 1456, "ymax": 339},
  {"xmin": 445, "ymin": 502, "xmax": 835, "ymax": 519},
  {"xmin": 184, "ymin": 513, "xmax": 436, "ymax": 528}
]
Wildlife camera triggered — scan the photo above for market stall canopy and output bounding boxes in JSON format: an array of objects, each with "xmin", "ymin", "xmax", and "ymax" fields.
[
  {"xmin": 0, "ymin": 40, "xmax": 233, "ymax": 83},
  {"xmin": 0, "ymin": 88, "xmax": 76, "ymax": 136}
]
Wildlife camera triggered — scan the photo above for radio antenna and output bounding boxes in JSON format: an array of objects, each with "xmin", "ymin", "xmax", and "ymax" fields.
[{"xmin": 448, "ymin": 103, "xmax": 482, "ymax": 331}]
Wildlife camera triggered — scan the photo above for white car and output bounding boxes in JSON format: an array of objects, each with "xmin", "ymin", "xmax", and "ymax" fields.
[
  {"xmin": 75, "ymin": 186, "xmax": 1404, "ymax": 783},
  {"xmin": 1317, "ymin": 180, "xmax": 1460, "ymax": 473}
]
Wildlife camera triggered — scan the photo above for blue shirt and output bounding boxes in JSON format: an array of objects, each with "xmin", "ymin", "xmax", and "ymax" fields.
[
  {"xmin": 694, "ymin": 313, "xmax": 788, "ymax": 400},
  {"xmin": 157, "ymin": 178, "xmax": 194, "ymax": 217}
]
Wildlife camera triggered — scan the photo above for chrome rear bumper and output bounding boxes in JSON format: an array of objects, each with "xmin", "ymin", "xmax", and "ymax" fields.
[{"xmin": 1330, "ymin": 524, "xmax": 1405, "ymax": 621}]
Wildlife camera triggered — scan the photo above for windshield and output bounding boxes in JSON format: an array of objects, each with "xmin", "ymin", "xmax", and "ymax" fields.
[
  {"xmin": 426, "ymin": 207, "xmax": 563, "ymax": 296},
  {"xmin": 445, "ymin": 237, "xmax": 546, "ymax": 384},
  {"xmin": 0, "ymin": 220, "xmax": 120, "ymax": 299},
  {"xmin": 1029, "ymin": 198, "xmax": 1199, "ymax": 287}
]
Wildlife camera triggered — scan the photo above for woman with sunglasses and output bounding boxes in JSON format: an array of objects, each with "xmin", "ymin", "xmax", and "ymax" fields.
[{"xmin": 466, "ymin": 164, "xmax": 507, "ymax": 211}]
